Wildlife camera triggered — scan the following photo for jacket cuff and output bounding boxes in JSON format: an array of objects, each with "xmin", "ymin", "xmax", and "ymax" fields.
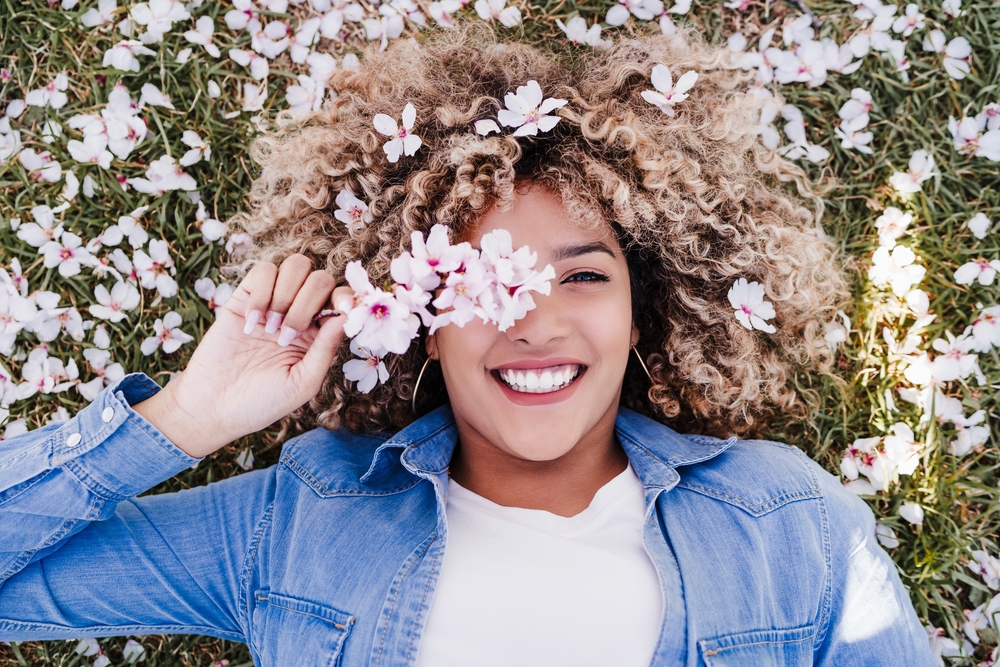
[{"xmin": 52, "ymin": 372, "xmax": 205, "ymax": 500}]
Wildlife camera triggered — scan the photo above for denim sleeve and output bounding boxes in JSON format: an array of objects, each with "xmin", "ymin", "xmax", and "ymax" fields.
[
  {"xmin": 805, "ymin": 453, "xmax": 937, "ymax": 666},
  {"xmin": 0, "ymin": 372, "xmax": 276, "ymax": 644}
]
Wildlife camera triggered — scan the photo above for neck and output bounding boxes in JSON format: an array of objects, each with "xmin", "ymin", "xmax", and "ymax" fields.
[{"xmin": 446, "ymin": 404, "xmax": 629, "ymax": 518}]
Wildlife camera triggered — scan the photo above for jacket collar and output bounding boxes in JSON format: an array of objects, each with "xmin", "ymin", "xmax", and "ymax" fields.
[{"xmin": 359, "ymin": 404, "xmax": 736, "ymax": 488}]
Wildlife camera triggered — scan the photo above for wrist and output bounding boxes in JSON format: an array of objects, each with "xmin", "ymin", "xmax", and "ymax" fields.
[{"xmin": 131, "ymin": 377, "xmax": 233, "ymax": 459}]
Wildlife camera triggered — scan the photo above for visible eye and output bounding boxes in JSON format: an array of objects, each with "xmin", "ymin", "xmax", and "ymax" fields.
[{"xmin": 563, "ymin": 271, "xmax": 609, "ymax": 284}]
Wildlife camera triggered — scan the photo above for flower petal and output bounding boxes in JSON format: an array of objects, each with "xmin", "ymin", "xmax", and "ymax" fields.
[{"xmin": 373, "ymin": 113, "xmax": 398, "ymax": 137}]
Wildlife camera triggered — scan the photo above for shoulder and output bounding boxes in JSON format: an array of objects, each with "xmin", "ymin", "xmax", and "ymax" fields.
[
  {"xmin": 277, "ymin": 426, "xmax": 413, "ymax": 497},
  {"xmin": 676, "ymin": 434, "xmax": 874, "ymax": 528}
]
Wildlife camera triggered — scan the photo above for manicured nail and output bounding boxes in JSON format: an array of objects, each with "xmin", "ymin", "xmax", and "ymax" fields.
[
  {"xmin": 277, "ymin": 325, "xmax": 300, "ymax": 347},
  {"xmin": 264, "ymin": 310, "xmax": 284, "ymax": 334},
  {"xmin": 243, "ymin": 309, "xmax": 262, "ymax": 335}
]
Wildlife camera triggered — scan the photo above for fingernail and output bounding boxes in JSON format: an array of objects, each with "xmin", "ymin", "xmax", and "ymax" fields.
[
  {"xmin": 336, "ymin": 297, "xmax": 353, "ymax": 313},
  {"xmin": 277, "ymin": 325, "xmax": 300, "ymax": 347},
  {"xmin": 243, "ymin": 309, "xmax": 262, "ymax": 335},
  {"xmin": 264, "ymin": 310, "xmax": 284, "ymax": 334}
]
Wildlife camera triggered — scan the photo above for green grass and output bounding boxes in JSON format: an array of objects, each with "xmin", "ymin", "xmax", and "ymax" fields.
[{"xmin": 2, "ymin": 0, "xmax": 1000, "ymax": 663}]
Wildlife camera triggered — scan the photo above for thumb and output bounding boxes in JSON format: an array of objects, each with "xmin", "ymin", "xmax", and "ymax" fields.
[{"xmin": 295, "ymin": 314, "xmax": 347, "ymax": 391}]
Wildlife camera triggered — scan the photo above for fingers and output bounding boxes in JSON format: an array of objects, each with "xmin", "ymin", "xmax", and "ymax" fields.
[
  {"xmin": 277, "ymin": 270, "xmax": 337, "ymax": 346},
  {"xmin": 263, "ymin": 254, "xmax": 313, "ymax": 335},
  {"xmin": 242, "ymin": 262, "xmax": 277, "ymax": 334}
]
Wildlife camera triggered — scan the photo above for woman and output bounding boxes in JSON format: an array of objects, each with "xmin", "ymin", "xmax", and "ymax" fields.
[{"xmin": 0, "ymin": 24, "xmax": 935, "ymax": 666}]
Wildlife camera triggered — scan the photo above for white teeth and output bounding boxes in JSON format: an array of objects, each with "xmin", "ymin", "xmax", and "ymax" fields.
[{"xmin": 497, "ymin": 364, "xmax": 582, "ymax": 394}]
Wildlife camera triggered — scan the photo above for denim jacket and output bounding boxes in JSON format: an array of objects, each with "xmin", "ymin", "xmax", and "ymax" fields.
[{"xmin": 0, "ymin": 372, "xmax": 936, "ymax": 666}]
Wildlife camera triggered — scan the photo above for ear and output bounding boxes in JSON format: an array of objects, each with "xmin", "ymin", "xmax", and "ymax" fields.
[
  {"xmin": 425, "ymin": 333, "xmax": 440, "ymax": 360},
  {"xmin": 630, "ymin": 323, "xmax": 640, "ymax": 348}
]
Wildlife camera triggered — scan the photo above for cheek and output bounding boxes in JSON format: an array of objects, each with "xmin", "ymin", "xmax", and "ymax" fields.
[{"xmin": 434, "ymin": 319, "xmax": 497, "ymax": 385}]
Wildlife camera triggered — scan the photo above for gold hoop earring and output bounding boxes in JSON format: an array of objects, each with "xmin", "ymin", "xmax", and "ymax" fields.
[
  {"xmin": 412, "ymin": 356, "xmax": 434, "ymax": 412},
  {"xmin": 632, "ymin": 345, "xmax": 653, "ymax": 382}
]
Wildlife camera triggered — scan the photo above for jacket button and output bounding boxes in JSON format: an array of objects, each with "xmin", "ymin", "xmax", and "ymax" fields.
[
  {"xmin": 102, "ymin": 407, "xmax": 114, "ymax": 422},
  {"xmin": 66, "ymin": 433, "xmax": 82, "ymax": 448}
]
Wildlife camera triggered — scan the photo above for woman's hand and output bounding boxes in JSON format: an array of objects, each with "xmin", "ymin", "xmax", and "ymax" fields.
[{"xmin": 133, "ymin": 254, "xmax": 355, "ymax": 459}]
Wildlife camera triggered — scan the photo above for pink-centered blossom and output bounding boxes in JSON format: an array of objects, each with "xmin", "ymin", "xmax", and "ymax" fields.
[
  {"xmin": 140, "ymin": 311, "xmax": 194, "ymax": 355},
  {"xmin": 496, "ymin": 80, "xmax": 567, "ymax": 137},
  {"xmin": 955, "ymin": 258, "xmax": 1000, "ymax": 286},
  {"xmin": 641, "ymin": 65, "xmax": 697, "ymax": 117},
  {"xmin": 373, "ymin": 103, "xmax": 422, "ymax": 163},
  {"xmin": 727, "ymin": 278, "xmax": 776, "ymax": 333}
]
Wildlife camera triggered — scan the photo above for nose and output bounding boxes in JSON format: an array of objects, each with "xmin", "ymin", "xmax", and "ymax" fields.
[{"xmin": 504, "ymin": 290, "xmax": 572, "ymax": 347}]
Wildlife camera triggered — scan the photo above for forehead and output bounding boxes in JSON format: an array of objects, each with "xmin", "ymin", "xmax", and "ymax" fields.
[{"xmin": 466, "ymin": 184, "xmax": 621, "ymax": 257}]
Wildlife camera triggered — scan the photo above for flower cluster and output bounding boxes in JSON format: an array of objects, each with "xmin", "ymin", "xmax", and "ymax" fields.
[{"xmin": 339, "ymin": 225, "xmax": 555, "ymax": 392}]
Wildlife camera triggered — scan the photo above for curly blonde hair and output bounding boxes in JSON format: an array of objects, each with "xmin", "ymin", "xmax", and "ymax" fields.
[{"xmin": 223, "ymin": 22, "xmax": 850, "ymax": 439}]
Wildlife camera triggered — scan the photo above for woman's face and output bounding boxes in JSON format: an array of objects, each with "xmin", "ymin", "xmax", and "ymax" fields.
[{"xmin": 428, "ymin": 184, "xmax": 637, "ymax": 462}]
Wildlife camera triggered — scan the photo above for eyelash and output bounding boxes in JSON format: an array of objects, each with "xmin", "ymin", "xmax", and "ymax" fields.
[{"xmin": 563, "ymin": 271, "xmax": 610, "ymax": 284}]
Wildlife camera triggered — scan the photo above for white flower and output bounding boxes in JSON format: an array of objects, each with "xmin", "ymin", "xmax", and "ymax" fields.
[
  {"xmin": 140, "ymin": 311, "xmax": 195, "ymax": 355},
  {"xmin": 930, "ymin": 332, "xmax": 977, "ymax": 382},
  {"xmin": 334, "ymin": 190, "xmax": 372, "ymax": 233},
  {"xmin": 948, "ymin": 115, "xmax": 1000, "ymax": 162},
  {"xmin": 126, "ymin": 154, "xmax": 197, "ymax": 194},
  {"xmin": 606, "ymin": 0, "xmax": 663, "ymax": 25},
  {"xmin": 968, "ymin": 213, "xmax": 991, "ymax": 239},
  {"xmin": 225, "ymin": 0, "xmax": 256, "ymax": 30},
  {"xmin": 955, "ymin": 258, "xmax": 1000, "ymax": 286},
  {"xmin": 882, "ymin": 422, "xmax": 921, "ymax": 476},
  {"xmin": 925, "ymin": 625, "xmax": 963, "ymax": 661},
  {"xmin": 139, "ymin": 82, "xmax": 175, "ymax": 110},
  {"xmin": 942, "ymin": 0, "xmax": 961, "ymax": 19},
  {"xmin": 834, "ymin": 115, "xmax": 874, "ymax": 154},
  {"xmin": 362, "ymin": 15, "xmax": 404, "ymax": 50},
  {"xmin": 868, "ymin": 245, "xmax": 926, "ymax": 296},
  {"xmin": 373, "ymin": 103, "xmax": 422, "ymax": 163},
  {"xmin": 891, "ymin": 4, "xmax": 924, "ymax": 36},
  {"xmin": 874, "ymin": 207, "xmax": 912, "ymax": 248},
  {"xmin": 241, "ymin": 82, "xmax": 268, "ymax": 112},
  {"xmin": 81, "ymin": 0, "xmax": 117, "ymax": 27},
  {"xmin": 889, "ymin": 149, "xmax": 935, "ymax": 194},
  {"xmin": 175, "ymin": 48, "xmax": 192, "ymax": 63},
  {"xmin": 343, "ymin": 338, "xmax": 390, "ymax": 393},
  {"xmin": 778, "ymin": 105, "xmax": 830, "ymax": 163},
  {"xmin": 67, "ymin": 134, "xmax": 114, "ymax": 169},
  {"xmin": 18, "ymin": 149, "xmax": 63, "ymax": 182},
  {"xmin": 496, "ymin": 80, "xmax": 568, "ymax": 137},
  {"xmin": 17, "ymin": 205, "xmax": 63, "ymax": 247},
  {"xmin": 475, "ymin": 0, "xmax": 521, "ymax": 27},
  {"xmin": 875, "ymin": 524, "xmax": 900, "ymax": 549},
  {"xmin": 25, "ymin": 72, "xmax": 69, "ymax": 110},
  {"xmin": 923, "ymin": 29, "xmax": 971, "ymax": 79},
  {"xmin": 88, "ymin": 281, "xmax": 140, "ymax": 323},
  {"xmin": 970, "ymin": 306, "xmax": 1000, "ymax": 352},
  {"xmin": 194, "ymin": 277, "xmax": 234, "ymax": 317},
  {"xmin": 207, "ymin": 80, "xmax": 222, "ymax": 99},
  {"xmin": 179, "ymin": 130, "xmax": 210, "ymax": 166},
  {"xmin": 839, "ymin": 88, "xmax": 872, "ymax": 125},
  {"xmin": 184, "ymin": 15, "xmax": 221, "ymax": 58},
  {"xmin": 727, "ymin": 278, "xmax": 776, "ymax": 333},
  {"xmin": 343, "ymin": 261, "xmax": 420, "ymax": 354},
  {"xmin": 898, "ymin": 500, "xmax": 924, "ymax": 525},
  {"xmin": 133, "ymin": 238, "xmax": 178, "ymax": 298},
  {"xmin": 556, "ymin": 16, "xmax": 612, "ymax": 49},
  {"xmin": 195, "ymin": 200, "xmax": 226, "ymax": 242},
  {"xmin": 103, "ymin": 40, "xmax": 156, "ymax": 72},
  {"xmin": 229, "ymin": 48, "xmax": 270, "ymax": 81},
  {"xmin": 969, "ymin": 550, "xmax": 1000, "ymax": 590},
  {"xmin": 286, "ymin": 74, "xmax": 326, "ymax": 116},
  {"xmin": 234, "ymin": 448, "xmax": 254, "ymax": 470},
  {"xmin": 130, "ymin": 0, "xmax": 190, "ymax": 44},
  {"xmin": 641, "ymin": 65, "xmax": 697, "ymax": 117},
  {"xmin": 40, "ymin": 232, "xmax": 95, "ymax": 278}
]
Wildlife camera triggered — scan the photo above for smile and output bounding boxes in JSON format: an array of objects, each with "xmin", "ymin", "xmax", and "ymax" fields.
[{"xmin": 495, "ymin": 364, "xmax": 583, "ymax": 394}]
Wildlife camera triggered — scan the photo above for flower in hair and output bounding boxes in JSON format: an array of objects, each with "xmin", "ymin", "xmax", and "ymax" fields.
[
  {"xmin": 334, "ymin": 189, "xmax": 372, "ymax": 233},
  {"xmin": 727, "ymin": 278, "xmax": 776, "ymax": 334},
  {"xmin": 494, "ymin": 80, "xmax": 568, "ymax": 137},
  {"xmin": 373, "ymin": 102, "xmax": 422, "ymax": 163},
  {"xmin": 642, "ymin": 64, "xmax": 698, "ymax": 117},
  {"xmin": 341, "ymin": 224, "xmax": 556, "ymax": 392}
]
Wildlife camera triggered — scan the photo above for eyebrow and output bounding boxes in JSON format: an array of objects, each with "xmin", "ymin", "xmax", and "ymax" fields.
[{"xmin": 552, "ymin": 241, "xmax": 617, "ymax": 262}]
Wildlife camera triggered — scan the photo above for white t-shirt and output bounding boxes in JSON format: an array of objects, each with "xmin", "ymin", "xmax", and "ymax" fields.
[{"xmin": 414, "ymin": 462, "xmax": 663, "ymax": 667}]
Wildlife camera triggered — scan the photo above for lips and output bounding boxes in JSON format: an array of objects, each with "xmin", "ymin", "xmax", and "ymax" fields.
[{"xmin": 495, "ymin": 364, "xmax": 582, "ymax": 393}]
